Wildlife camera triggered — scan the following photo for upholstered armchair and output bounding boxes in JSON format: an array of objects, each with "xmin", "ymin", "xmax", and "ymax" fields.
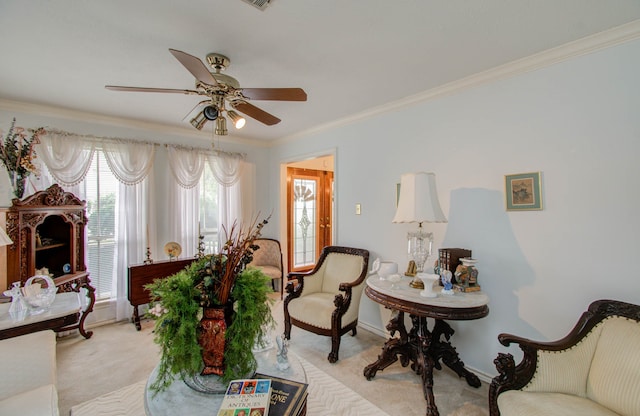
[
  {"xmin": 489, "ymin": 299, "xmax": 640, "ymax": 416},
  {"xmin": 248, "ymin": 238, "xmax": 284, "ymax": 299},
  {"xmin": 283, "ymin": 245, "xmax": 369, "ymax": 363}
]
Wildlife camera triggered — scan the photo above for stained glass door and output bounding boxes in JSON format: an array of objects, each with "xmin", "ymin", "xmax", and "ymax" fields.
[{"xmin": 287, "ymin": 168, "xmax": 333, "ymax": 272}]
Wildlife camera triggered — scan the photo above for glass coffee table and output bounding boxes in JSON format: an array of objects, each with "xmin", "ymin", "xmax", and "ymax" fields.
[{"xmin": 144, "ymin": 347, "xmax": 307, "ymax": 416}]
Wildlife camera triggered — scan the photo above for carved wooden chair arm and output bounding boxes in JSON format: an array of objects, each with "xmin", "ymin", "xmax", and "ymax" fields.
[
  {"xmin": 338, "ymin": 280, "xmax": 359, "ymax": 291},
  {"xmin": 498, "ymin": 332, "xmax": 578, "ymax": 351},
  {"xmin": 334, "ymin": 284, "xmax": 353, "ymax": 309},
  {"xmin": 285, "ymin": 272, "xmax": 305, "ymax": 296}
]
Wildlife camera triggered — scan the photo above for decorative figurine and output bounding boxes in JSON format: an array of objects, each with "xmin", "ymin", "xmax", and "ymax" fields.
[
  {"xmin": 440, "ymin": 269, "xmax": 454, "ymax": 295},
  {"xmin": 3, "ymin": 282, "xmax": 28, "ymax": 322},
  {"xmin": 454, "ymin": 258, "xmax": 481, "ymax": 292},
  {"xmin": 275, "ymin": 333, "xmax": 290, "ymax": 371}
]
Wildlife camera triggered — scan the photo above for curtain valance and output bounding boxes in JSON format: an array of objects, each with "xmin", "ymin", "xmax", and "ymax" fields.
[
  {"xmin": 166, "ymin": 144, "xmax": 245, "ymax": 188},
  {"xmin": 36, "ymin": 132, "xmax": 95, "ymax": 186},
  {"xmin": 37, "ymin": 129, "xmax": 158, "ymax": 187},
  {"xmin": 36, "ymin": 130, "xmax": 246, "ymax": 189}
]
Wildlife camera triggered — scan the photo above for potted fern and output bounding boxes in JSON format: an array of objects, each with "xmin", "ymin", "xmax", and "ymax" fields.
[{"xmin": 146, "ymin": 217, "xmax": 275, "ymax": 392}]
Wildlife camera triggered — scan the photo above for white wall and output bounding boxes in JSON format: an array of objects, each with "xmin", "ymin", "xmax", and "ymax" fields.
[{"xmin": 269, "ymin": 38, "xmax": 640, "ymax": 377}]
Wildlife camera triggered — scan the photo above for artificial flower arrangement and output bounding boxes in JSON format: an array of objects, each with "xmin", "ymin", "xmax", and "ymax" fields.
[
  {"xmin": 0, "ymin": 118, "xmax": 46, "ymax": 198},
  {"xmin": 145, "ymin": 216, "xmax": 275, "ymax": 392}
]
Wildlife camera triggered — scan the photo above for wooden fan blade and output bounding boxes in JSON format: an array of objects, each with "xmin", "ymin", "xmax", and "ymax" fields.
[
  {"xmin": 105, "ymin": 85, "xmax": 200, "ymax": 95},
  {"xmin": 169, "ymin": 49, "xmax": 218, "ymax": 86},
  {"xmin": 240, "ymin": 88, "xmax": 307, "ymax": 101},
  {"xmin": 231, "ymin": 101, "xmax": 281, "ymax": 126}
]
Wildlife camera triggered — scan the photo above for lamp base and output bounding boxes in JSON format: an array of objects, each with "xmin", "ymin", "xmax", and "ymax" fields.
[{"xmin": 409, "ymin": 278, "xmax": 424, "ymax": 289}]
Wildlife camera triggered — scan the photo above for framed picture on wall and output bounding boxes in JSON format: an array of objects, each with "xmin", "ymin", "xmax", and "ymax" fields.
[{"xmin": 505, "ymin": 172, "xmax": 542, "ymax": 211}]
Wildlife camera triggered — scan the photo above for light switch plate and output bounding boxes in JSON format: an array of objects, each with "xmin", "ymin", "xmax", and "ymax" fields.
[{"xmin": 356, "ymin": 203, "xmax": 361, "ymax": 215}]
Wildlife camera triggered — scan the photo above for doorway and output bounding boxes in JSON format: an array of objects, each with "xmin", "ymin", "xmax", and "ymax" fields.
[{"xmin": 284, "ymin": 155, "xmax": 334, "ymax": 273}]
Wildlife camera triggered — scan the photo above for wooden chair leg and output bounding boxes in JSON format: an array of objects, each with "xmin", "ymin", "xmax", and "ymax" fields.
[
  {"xmin": 284, "ymin": 312, "xmax": 292, "ymax": 340},
  {"xmin": 329, "ymin": 334, "xmax": 340, "ymax": 363}
]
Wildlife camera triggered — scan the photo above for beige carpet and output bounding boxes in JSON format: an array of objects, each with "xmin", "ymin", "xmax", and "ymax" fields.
[
  {"xmin": 70, "ymin": 381, "xmax": 146, "ymax": 416},
  {"xmin": 70, "ymin": 354, "xmax": 392, "ymax": 416},
  {"xmin": 57, "ymin": 296, "xmax": 490, "ymax": 416}
]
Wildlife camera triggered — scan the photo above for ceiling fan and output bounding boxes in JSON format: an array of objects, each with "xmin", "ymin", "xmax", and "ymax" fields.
[{"xmin": 105, "ymin": 49, "xmax": 307, "ymax": 135}]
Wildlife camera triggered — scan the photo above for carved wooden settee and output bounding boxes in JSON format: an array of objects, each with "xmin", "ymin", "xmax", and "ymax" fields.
[
  {"xmin": 0, "ymin": 330, "xmax": 59, "ymax": 415},
  {"xmin": 489, "ymin": 299, "xmax": 640, "ymax": 416}
]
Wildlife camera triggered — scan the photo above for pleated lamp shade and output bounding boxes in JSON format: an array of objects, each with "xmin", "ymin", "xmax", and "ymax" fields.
[{"xmin": 393, "ymin": 172, "xmax": 447, "ymax": 224}]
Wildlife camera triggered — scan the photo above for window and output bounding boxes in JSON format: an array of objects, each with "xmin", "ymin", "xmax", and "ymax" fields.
[
  {"xmin": 292, "ymin": 177, "xmax": 317, "ymax": 269},
  {"xmin": 80, "ymin": 152, "xmax": 119, "ymax": 301},
  {"xmin": 199, "ymin": 163, "xmax": 220, "ymax": 254}
]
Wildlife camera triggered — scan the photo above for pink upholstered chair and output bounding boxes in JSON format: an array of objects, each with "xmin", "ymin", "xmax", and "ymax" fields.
[{"xmin": 247, "ymin": 238, "xmax": 284, "ymax": 299}]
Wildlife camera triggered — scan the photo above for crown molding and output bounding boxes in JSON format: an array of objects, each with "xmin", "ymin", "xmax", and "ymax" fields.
[
  {"xmin": 0, "ymin": 99, "xmax": 269, "ymax": 148},
  {"xmin": 275, "ymin": 19, "xmax": 640, "ymax": 147}
]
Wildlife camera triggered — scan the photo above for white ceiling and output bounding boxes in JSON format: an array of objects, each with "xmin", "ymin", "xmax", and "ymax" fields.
[{"xmin": 1, "ymin": 1, "xmax": 640, "ymax": 143}]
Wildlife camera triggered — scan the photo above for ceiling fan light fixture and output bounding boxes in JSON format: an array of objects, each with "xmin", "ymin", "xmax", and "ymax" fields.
[
  {"xmin": 106, "ymin": 49, "xmax": 307, "ymax": 131},
  {"xmin": 203, "ymin": 105, "xmax": 219, "ymax": 120},
  {"xmin": 227, "ymin": 110, "xmax": 246, "ymax": 129},
  {"xmin": 190, "ymin": 111, "xmax": 208, "ymax": 130},
  {"xmin": 215, "ymin": 116, "xmax": 228, "ymax": 136}
]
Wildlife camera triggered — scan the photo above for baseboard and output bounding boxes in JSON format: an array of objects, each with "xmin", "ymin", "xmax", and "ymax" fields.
[{"xmin": 357, "ymin": 320, "xmax": 387, "ymax": 339}]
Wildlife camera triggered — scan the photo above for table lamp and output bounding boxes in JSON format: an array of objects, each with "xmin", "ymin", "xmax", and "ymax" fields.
[
  {"xmin": 0, "ymin": 226, "xmax": 13, "ymax": 293},
  {"xmin": 393, "ymin": 172, "xmax": 447, "ymax": 289},
  {"xmin": 0, "ymin": 227, "xmax": 12, "ymax": 247}
]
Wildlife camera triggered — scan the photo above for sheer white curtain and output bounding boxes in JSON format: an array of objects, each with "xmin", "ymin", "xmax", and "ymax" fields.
[
  {"xmin": 166, "ymin": 148, "xmax": 251, "ymax": 252},
  {"xmin": 115, "ymin": 177, "xmax": 153, "ymax": 321},
  {"xmin": 102, "ymin": 141, "xmax": 156, "ymax": 321},
  {"xmin": 166, "ymin": 146, "xmax": 205, "ymax": 256},
  {"xmin": 217, "ymin": 158, "xmax": 256, "ymax": 235}
]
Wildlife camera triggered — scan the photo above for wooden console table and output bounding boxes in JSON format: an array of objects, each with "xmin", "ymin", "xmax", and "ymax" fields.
[
  {"xmin": 363, "ymin": 275, "xmax": 489, "ymax": 416},
  {"xmin": 128, "ymin": 258, "xmax": 195, "ymax": 330}
]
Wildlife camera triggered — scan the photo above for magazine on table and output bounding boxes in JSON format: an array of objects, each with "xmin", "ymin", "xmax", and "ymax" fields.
[{"xmin": 217, "ymin": 378, "xmax": 272, "ymax": 416}]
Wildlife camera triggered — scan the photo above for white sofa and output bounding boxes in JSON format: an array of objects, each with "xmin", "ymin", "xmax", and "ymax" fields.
[
  {"xmin": 489, "ymin": 299, "xmax": 640, "ymax": 416},
  {"xmin": 0, "ymin": 330, "xmax": 59, "ymax": 416}
]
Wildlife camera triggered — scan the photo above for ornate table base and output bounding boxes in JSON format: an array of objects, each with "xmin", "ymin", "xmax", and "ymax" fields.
[
  {"xmin": 55, "ymin": 271, "xmax": 96, "ymax": 339},
  {"xmin": 364, "ymin": 310, "xmax": 481, "ymax": 416}
]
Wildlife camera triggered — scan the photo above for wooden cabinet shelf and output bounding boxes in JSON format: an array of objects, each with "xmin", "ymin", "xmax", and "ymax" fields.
[
  {"xmin": 5, "ymin": 184, "xmax": 95, "ymax": 339},
  {"xmin": 35, "ymin": 243, "xmax": 67, "ymax": 252}
]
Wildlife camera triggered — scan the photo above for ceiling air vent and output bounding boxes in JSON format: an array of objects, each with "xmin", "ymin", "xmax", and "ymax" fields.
[{"xmin": 240, "ymin": 0, "xmax": 272, "ymax": 11}]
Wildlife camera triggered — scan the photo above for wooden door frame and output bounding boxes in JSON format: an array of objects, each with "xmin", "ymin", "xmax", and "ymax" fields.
[{"xmin": 278, "ymin": 151, "xmax": 335, "ymax": 278}]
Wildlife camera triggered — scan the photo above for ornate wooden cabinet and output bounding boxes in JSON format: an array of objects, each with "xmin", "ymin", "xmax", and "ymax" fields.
[{"xmin": 5, "ymin": 184, "xmax": 95, "ymax": 338}]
